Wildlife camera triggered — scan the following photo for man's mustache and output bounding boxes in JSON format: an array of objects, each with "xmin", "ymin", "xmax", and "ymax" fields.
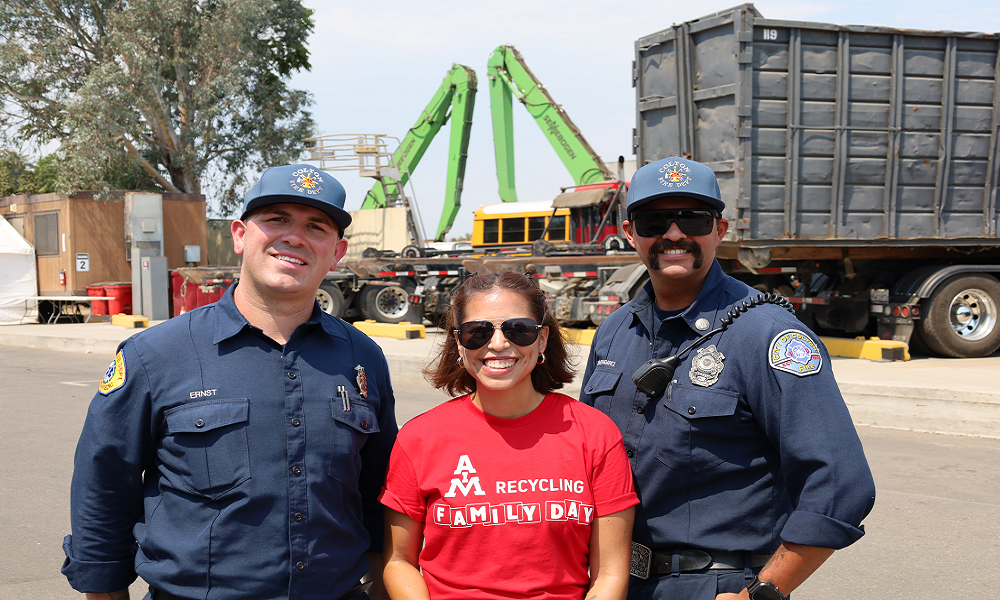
[{"xmin": 648, "ymin": 239, "xmax": 703, "ymax": 270}]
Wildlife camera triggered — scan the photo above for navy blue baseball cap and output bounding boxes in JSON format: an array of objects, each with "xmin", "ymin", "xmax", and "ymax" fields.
[
  {"xmin": 626, "ymin": 157, "xmax": 724, "ymax": 215},
  {"xmin": 241, "ymin": 164, "xmax": 352, "ymax": 232}
]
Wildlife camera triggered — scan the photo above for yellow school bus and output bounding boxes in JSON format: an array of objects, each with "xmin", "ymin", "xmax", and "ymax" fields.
[{"xmin": 471, "ymin": 200, "xmax": 571, "ymax": 250}]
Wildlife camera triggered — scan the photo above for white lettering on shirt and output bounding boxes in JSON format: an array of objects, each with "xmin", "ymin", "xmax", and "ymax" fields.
[
  {"xmin": 431, "ymin": 500, "xmax": 594, "ymax": 529},
  {"xmin": 444, "ymin": 455, "xmax": 486, "ymax": 497}
]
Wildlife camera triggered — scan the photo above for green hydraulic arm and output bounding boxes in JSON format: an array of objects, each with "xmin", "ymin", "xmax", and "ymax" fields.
[
  {"xmin": 361, "ymin": 64, "xmax": 477, "ymax": 241},
  {"xmin": 487, "ymin": 45, "xmax": 614, "ymax": 203}
]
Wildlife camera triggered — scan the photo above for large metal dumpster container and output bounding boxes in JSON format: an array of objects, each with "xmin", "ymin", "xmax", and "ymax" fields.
[{"xmin": 634, "ymin": 3, "xmax": 1000, "ymax": 244}]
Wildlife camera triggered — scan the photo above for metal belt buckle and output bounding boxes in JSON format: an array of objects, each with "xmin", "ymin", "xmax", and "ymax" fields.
[{"xmin": 630, "ymin": 541, "xmax": 652, "ymax": 579}]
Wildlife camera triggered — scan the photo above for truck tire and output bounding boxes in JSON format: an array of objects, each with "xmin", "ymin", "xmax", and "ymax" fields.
[
  {"xmin": 316, "ymin": 282, "xmax": 345, "ymax": 318},
  {"xmin": 362, "ymin": 285, "xmax": 417, "ymax": 324},
  {"xmin": 401, "ymin": 245, "xmax": 424, "ymax": 258},
  {"xmin": 917, "ymin": 274, "xmax": 1000, "ymax": 358},
  {"xmin": 601, "ymin": 234, "xmax": 631, "ymax": 251}
]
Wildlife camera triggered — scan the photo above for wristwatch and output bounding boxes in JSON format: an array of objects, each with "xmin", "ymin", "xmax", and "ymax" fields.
[{"xmin": 747, "ymin": 576, "xmax": 786, "ymax": 600}]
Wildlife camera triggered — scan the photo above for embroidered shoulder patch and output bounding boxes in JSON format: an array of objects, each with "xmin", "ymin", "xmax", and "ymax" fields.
[
  {"xmin": 769, "ymin": 329, "xmax": 822, "ymax": 377},
  {"xmin": 99, "ymin": 350, "xmax": 127, "ymax": 395}
]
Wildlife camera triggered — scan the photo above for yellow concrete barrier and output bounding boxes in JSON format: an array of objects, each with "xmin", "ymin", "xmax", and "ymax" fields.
[
  {"xmin": 111, "ymin": 314, "xmax": 148, "ymax": 328},
  {"xmin": 820, "ymin": 336, "xmax": 910, "ymax": 361},
  {"xmin": 353, "ymin": 320, "xmax": 425, "ymax": 340},
  {"xmin": 563, "ymin": 328, "xmax": 596, "ymax": 347}
]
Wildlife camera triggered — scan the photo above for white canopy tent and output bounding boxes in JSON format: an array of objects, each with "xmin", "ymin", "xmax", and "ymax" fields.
[{"xmin": 0, "ymin": 217, "xmax": 37, "ymax": 324}]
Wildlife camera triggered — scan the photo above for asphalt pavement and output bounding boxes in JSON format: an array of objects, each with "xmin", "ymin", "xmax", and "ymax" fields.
[
  {"xmin": 4, "ymin": 344, "xmax": 999, "ymax": 599},
  {"xmin": 1, "ymin": 318, "xmax": 998, "ymax": 438}
]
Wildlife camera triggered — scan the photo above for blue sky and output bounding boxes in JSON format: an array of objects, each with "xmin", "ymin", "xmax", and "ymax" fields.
[{"xmin": 289, "ymin": 0, "xmax": 1000, "ymax": 240}]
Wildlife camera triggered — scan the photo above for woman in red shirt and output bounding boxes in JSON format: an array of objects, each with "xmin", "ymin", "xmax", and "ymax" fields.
[{"xmin": 380, "ymin": 271, "xmax": 637, "ymax": 600}]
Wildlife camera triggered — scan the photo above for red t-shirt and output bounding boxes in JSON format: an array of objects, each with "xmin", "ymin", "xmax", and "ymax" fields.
[{"xmin": 380, "ymin": 393, "xmax": 638, "ymax": 600}]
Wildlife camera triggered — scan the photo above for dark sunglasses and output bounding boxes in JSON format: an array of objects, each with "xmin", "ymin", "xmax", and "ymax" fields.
[
  {"xmin": 630, "ymin": 209, "xmax": 719, "ymax": 237},
  {"xmin": 454, "ymin": 318, "xmax": 542, "ymax": 350}
]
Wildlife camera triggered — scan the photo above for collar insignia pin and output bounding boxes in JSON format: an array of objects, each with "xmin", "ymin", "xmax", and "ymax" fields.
[
  {"xmin": 695, "ymin": 318, "xmax": 710, "ymax": 331},
  {"xmin": 355, "ymin": 365, "xmax": 368, "ymax": 398},
  {"xmin": 690, "ymin": 345, "xmax": 725, "ymax": 387}
]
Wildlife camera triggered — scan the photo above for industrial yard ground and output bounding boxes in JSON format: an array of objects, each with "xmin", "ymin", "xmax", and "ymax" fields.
[{"xmin": 2, "ymin": 319, "xmax": 997, "ymax": 439}]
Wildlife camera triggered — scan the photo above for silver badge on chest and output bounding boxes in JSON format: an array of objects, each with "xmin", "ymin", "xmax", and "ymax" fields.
[{"xmin": 689, "ymin": 345, "xmax": 725, "ymax": 387}]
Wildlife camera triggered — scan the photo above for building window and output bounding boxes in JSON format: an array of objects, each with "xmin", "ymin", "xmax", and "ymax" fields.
[
  {"xmin": 6, "ymin": 216, "xmax": 25, "ymax": 238},
  {"xmin": 34, "ymin": 212, "xmax": 59, "ymax": 256}
]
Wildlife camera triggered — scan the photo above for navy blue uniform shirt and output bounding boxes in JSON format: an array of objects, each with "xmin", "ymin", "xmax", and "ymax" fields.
[
  {"xmin": 580, "ymin": 261, "xmax": 875, "ymax": 553},
  {"xmin": 62, "ymin": 284, "xmax": 398, "ymax": 599}
]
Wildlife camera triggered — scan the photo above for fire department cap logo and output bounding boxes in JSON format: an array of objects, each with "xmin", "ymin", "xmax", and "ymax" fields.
[
  {"xmin": 289, "ymin": 167, "xmax": 324, "ymax": 196},
  {"xmin": 769, "ymin": 329, "xmax": 823, "ymax": 376},
  {"xmin": 658, "ymin": 161, "xmax": 692, "ymax": 188},
  {"xmin": 99, "ymin": 350, "xmax": 127, "ymax": 395},
  {"xmin": 355, "ymin": 364, "xmax": 368, "ymax": 398},
  {"xmin": 689, "ymin": 345, "xmax": 725, "ymax": 387}
]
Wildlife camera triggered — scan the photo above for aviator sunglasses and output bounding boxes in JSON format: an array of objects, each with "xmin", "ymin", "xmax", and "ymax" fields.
[
  {"xmin": 454, "ymin": 318, "xmax": 543, "ymax": 350},
  {"xmin": 630, "ymin": 209, "xmax": 719, "ymax": 237}
]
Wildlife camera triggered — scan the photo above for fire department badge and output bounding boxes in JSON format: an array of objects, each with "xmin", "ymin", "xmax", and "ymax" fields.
[
  {"xmin": 289, "ymin": 166, "xmax": 324, "ymax": 196},
  {"xmin": 658, "ymin": 160, "xmax": 692, "ymax": 188},
  {"xmin": 354, "ymin": 364, "xmax": 368, "ymax": 398},
  {"xmin": 769, "ymin": 329, "xmax": 823, "ymax": 376},
  {"xmin": 98, "ymin": 350, "xmax": 127, "ymax": 395},
  {"xmin": 689, "ymin": 345, "xmax": 725, "ymax": 387}
]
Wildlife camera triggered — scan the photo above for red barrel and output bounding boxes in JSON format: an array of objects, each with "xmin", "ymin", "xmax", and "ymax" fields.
[
  {"xmin": 86, "ymin": 284, "xmax": 108, "ymax": 316},
  {"xmin": 170, "ymin": 272, "xmax": 185, "ymax": 317},
  {"xmin": 182, "ymin": 280, "xmax": 198, "ymax": 314},
  {"xmin": 104, "ymin": 283, "xmax": 133, "ymax": 315}
]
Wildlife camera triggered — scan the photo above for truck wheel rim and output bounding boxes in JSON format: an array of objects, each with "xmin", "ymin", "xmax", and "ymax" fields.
[
  {"xmin": 948, "ymin": 288, "xmax": 996, "ymax": 341},
  {"xmin": 376, "ymin": 287, "xmax": 408, "ymax": 318},
  {"xmin": 316, "ymin": 290, "xmax": 334, "ymax": 312}
]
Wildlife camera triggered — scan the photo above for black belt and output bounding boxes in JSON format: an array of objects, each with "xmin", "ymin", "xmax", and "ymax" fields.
[
  {"xmin": 152, "ymin": 581, "xmax": 372, "ymax": 600},
  {"xmin": 630, "ymin": 543, "xmax": 771, "ymax": 579}
]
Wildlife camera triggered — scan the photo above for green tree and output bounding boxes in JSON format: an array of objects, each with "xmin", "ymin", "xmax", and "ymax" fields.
[
  {"xmin": 0, "ymin": 0, "xmax": 315, "ymax": 213},
  {"xmin": 0, "ymin": 151, "xmax": 59, "ymax": 196}
]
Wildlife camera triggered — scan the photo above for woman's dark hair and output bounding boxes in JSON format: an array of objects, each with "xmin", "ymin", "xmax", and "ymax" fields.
[{"xmin": 424, "ymin": 271, "xmax": 575, "ymax": 396}]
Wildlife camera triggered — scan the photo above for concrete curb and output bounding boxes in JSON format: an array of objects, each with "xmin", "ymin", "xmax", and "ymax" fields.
[
  {"xmin": 842, "ymin": 383, "xmax": 1000, "ymax": 439},
  {"xmin": 0, "ymin": 329, "xmax": 126, "ymax": 355},
  {"xmin": 1, "ymin": 322, "xmax": 996, "ymax": 438}
]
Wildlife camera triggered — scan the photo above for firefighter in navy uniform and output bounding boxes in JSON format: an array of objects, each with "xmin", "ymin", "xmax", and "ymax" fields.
[
  {"xmin": 579, "ymin": 157, "xmax": 875, "ymax": 600},
  {"xmin": 62, "ymin": 165, "xmax": 398, "ymax": 600}
]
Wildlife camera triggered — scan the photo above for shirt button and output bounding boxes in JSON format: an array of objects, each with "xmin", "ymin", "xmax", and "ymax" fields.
[
  {"xmin": 361, "ymin": 421, "xmax": 369, "ymax": 430},
  {"xmin": 195, "ymin": 419, "xmax": 205, "ymax": 428},
  {"xmin": 287, "ymin": 372, "xmax": 297, "ymax": 380},
  {"xmin": 688, "ymin": 406, "xmax": 697, "ymax": 415},
  {"xmin": 296, "ymin": 561, "xmax": 305, "ymax": 570},
  {"xmin": 626, "ymin": 449, "xmax": 634, "ymax": 458},
  {"xmin": 291, "ymin": 419, "xmax": 301, "ymax": 427},
  {"xmin": 294, "ymin": 512, "xmax": 304, "ymax": 522},
  {"xmin": 636, "ymin": 406, "xmax": 644, "ymax": 414},
  {"xmin": 292, "ymin": 466, "xmax": 302, "ymax": 476}
]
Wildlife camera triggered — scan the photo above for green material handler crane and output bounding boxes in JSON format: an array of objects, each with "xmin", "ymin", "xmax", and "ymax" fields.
[
  {"xmin": 361, "ymin": 64, "xmax": 477, "ymax": 241},
  {"xmin": 487, "ymin": 45, "xmax": 615, "ymax": 203}
]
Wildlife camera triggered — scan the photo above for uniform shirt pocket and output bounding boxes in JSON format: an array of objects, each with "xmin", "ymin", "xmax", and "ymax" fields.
[
  {"xmin": 656, "ymin": 384, "xmax": 740, "ymax": 473},
  {"xmin": 162, "ymin": 399, "xmax": 250, "ymax": 499},
  {"xmin": 583, "ymin": 369, "xmax": 622, "ymax": 413},
  {"xmin": 328, "ymin": 396, "xmax": 379, "ymax": 485}
]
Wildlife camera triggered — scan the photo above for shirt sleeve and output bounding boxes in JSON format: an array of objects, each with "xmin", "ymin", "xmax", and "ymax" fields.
[
  {"xmin": 585, "ymin": 410, "xmax": 639, "ymax": 517},
  {"xmin": 61, "ymin": 340, "xmax": 151, "ymax": 593},
  {"xmin": 750, "ymin": 322, "xmax": 876, "ymax": 549},
  {"xmin": 358, "ymin": 352, "xmax": 399, "ymax": 553},
  {"xmin": 378, "ymin": 434, "xmax": 427, "ymax": 522}
]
